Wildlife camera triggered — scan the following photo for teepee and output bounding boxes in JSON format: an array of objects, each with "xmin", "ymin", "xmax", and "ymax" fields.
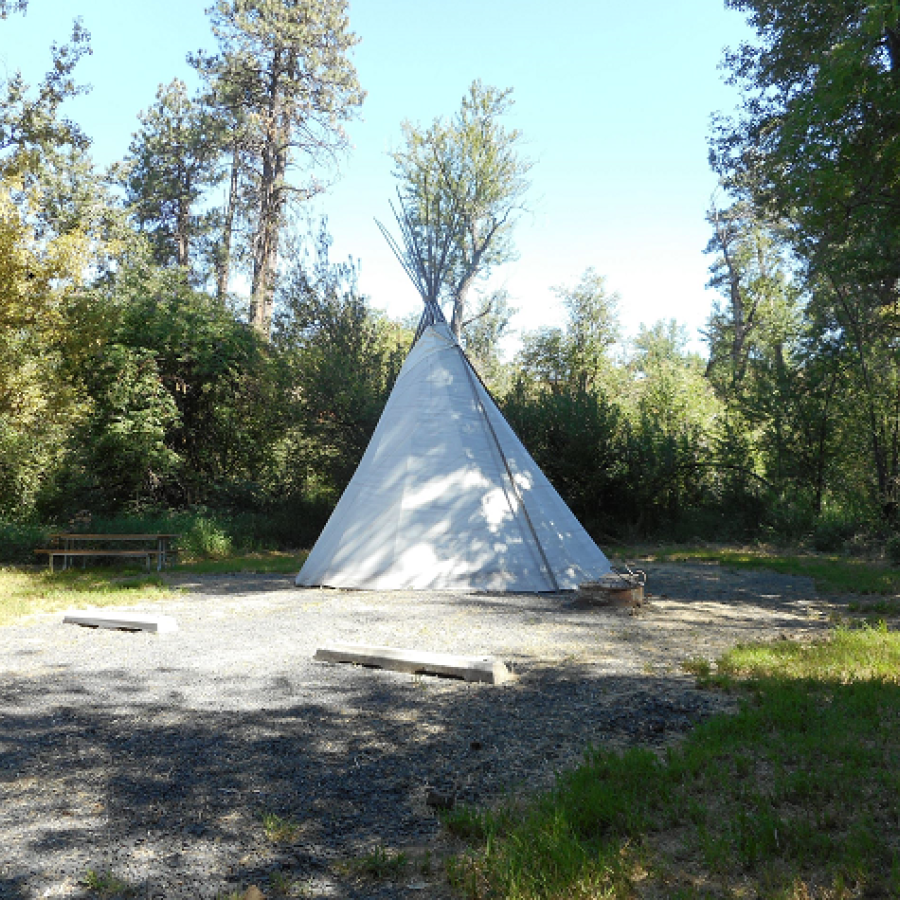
[
  {"xmin": 296, "ymin": 319, "xmax": 611, "ymax": 591},
  {"xmin": 296, "ymin": 189, "xmax": 611, "ymax": 591}
]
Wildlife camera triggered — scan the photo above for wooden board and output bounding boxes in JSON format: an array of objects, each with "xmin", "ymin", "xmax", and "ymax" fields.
[
  {"xmin": 314, "ymin": 643, "xmax": 512, "ymax": 684},
  {"xmin": 62, "ymin": 610, "xmax": 178, "ymax": 633}
]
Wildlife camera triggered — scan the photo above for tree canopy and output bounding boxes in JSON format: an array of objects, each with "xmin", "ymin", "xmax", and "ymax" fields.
[
  {"xmin": 386, "ymin": 80, "xmax": 531, "ymax": 337},
  {"xmin": 192, "ymin": 0, "xmax": 365, "ymax": 335}
]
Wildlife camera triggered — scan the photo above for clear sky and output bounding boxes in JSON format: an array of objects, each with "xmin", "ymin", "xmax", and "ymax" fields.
[{"xmin": 1, "ymin": 1, "xmax": 753, "ymax": 355}]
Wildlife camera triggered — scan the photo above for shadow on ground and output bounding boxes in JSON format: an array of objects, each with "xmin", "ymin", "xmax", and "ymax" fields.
[{"xmin": 0, "ymin": 562, "xmax": 834, "ymax": 900}]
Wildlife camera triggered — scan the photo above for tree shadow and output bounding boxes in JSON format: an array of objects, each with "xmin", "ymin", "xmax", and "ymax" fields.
[{"xmin": 0, "ymin": 562, "xmax": 837, "ymax": 899}]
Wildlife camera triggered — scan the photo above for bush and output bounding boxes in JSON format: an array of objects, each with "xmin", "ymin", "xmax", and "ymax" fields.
[
  {"xmin": 81, "ymin": 499, "xmax": 332, "ymax": 559},
  {"xmin": 812, "ymin": 511, "xmax": 861, "ymax": 552},
  {"xmin": 758, "ymin": 494, "xmax": 816, "ymax": 546},
  {"xmin": 179, "ymin": 516, "xmax": 233, "ymax": 559},
  {"xmin": 886, "ymin": 533, "xmax": 900, "ymax": 566},
  {"xmin": 0, "ymin": 520, "xmax": 53, "ymax": 564}
]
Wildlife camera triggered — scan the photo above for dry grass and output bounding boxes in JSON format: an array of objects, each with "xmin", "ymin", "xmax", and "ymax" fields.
[{"xmin": 0, "ymin": 567, "xmax": 176, "ymax": 627}]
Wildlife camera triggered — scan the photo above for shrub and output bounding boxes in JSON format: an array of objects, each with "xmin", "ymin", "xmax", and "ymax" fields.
[
  {"xmin": 812, "ymin": 511, "xmax": 859, "ymax": 552},
  {"xmin": 886, "ymin": 533, "xmax": 900, "ymax": 566},
  {"xmin": 0, "ymin": 520, "xmax": 53, "ymax": 564}
]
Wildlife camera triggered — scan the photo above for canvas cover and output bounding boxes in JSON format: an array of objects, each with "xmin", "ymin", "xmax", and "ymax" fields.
[{"xmin": 296, "ymin": 324, "xmax": 611, "ymax": 591}]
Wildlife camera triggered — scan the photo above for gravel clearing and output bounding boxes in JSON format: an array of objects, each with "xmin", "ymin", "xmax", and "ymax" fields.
[{"xmin": 0, "ymin": 562, "xmax": 839, "ymax": 899}]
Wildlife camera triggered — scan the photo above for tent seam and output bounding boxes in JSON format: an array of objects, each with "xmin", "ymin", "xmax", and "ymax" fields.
[{"xmin": 456, "ymin": 345, "xmax": 559, "ymax": 592}]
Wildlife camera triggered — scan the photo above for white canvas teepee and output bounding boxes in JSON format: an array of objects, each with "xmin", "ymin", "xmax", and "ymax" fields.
[{"xmin": 296, "ymin": 322, "xmax": 611, "ymax": 591}]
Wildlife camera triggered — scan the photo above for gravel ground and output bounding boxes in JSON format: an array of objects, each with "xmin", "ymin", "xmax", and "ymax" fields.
[{"xmin": 0, "ymin": 562, "xmax": 839, "ymax": 899}]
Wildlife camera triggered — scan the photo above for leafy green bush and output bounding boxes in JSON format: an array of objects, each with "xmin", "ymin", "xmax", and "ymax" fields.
[
  {"xmin": 812, "ymin": 511, "xmax": 860, "ymax": 552},
  {"xmin": 886, "ymin": 533, "xmax": 900, "ymax": 566},
  {"xmin": 0, "ymin": 520, "xmax": 53, "ymax": 564},
  {"xmin": 179, "ymin": 516, "xmax": 233, "ymax": 559},
  {"xmin": 78, "ymin": 500, "xmax": 331, "ymax": 560}
]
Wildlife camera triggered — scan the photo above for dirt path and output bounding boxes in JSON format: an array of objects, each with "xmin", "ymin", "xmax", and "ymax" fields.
[{"xmin": 0, "ymin": 562, "xmax": 839, "ymax": 900}]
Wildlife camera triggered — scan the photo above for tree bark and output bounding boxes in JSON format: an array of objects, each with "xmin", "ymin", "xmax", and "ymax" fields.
[
  {"xmin": 216, "ymin": 138, "xmax": 240, "ymax": 302},
  {"xmin": 250, "ymin": 57, "xmax": 288, "ymax": 338},
  {"xmin": 176, "ymin": 196, "xmax": 190, "ymax": 268}
]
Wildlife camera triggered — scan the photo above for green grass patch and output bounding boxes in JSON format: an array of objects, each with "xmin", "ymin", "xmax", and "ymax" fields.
[
  {"xmin": 338, "ymin": 846, "xmax": 408, "ymax": 881},
  {"xmin": 0, "ymin": 567, "xmax": 175, "ymax": 627},
  {"xmin": 617, "ymin": 544, "xmax": 900, "ymax": 595},
  {"xmin": 848, "ymin": 597, "xmax": 900, "ymax": 617},
  {"xmin": 260, "ymin": 811, "xmax": 301, "ymax": 843},
  {"xmin": 177, "ymin": 551, "xmax": 307, "ymax": 575},
  {"xmin": 80, "ymin": 868, "xmax": 134, "ymax": 898},
  {"xmin": 449, "ymin": 623, "xmax": 900, "ymax": 898}
]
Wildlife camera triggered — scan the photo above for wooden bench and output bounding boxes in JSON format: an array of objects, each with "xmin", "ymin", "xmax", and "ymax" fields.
[
  {"xmin": 34, "ymin": 548, "xmax": 164, "ymax": 573},
  {"xmin": 35, "ymin": 533, "xmax": 180, "ymax": 573}
]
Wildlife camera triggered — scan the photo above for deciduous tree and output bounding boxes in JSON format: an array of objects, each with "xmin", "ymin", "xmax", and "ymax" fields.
[
  {"xmin": 389, "ymin": 81, "xmax": 531, "ymax": 338},
  {"xmin": 712, "ymin": 0, "xmax": 900, "ymax": 519}
]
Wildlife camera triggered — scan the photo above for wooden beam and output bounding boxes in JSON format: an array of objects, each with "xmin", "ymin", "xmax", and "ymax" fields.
[
  {"xmin": 62, "ymin": 610, "xmax": 178, "ymax": 633},
  {"xmin": 314, "ymin": 643, "xmax": 512, "ymax": 684}
]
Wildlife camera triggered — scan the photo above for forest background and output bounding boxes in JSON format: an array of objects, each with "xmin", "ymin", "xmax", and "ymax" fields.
[{"xmin": 2, "ymin": 0, "xmax": 900, "ymax": 563}]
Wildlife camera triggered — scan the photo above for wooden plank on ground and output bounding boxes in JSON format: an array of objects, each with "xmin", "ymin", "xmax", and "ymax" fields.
[
  {"xmin": 62, "ymin": 610, "xmax": 178, "ymax": 633},
  {"xmin": 314, "ymin": 643, "xmax": 512, "ymax": 684}
]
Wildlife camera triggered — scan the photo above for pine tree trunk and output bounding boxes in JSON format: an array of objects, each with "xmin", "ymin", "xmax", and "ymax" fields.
[
  {"xmin": 250, "ymin": 131, "xmax": 288, "ymax": 338},
  {"xmin": 216, "ymin": 141, "xmax": 240, "ymax": 302},
  {"xmin": 249, "ymin": 63, "xmax": 288, "ymax": 339},
  {"xmin": 176, "ymin": 197, "xmax": 190, "ymax": 268}
]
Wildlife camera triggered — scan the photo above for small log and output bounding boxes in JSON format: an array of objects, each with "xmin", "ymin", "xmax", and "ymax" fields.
[
  {"xmin": 314, "ymin": 643, "xmax": 512, "ymax": 684},
  {"xmin": 62, "ymin": 610, "xmax": 178, "ymax": 633}
]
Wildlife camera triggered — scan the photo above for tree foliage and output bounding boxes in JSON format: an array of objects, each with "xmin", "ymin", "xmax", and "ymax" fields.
[
  {"xmin": 273, "ymin": 223, "xmax": 410, "ymax": 495},
  {"xmin": 121, "ymin": 80, "xmax": 223, "ymax": 273},
  {"xmin": 713, "ymin": 0, "xmax": 900, "ymax": 522},
  {"xmin": 388, "ymin": 80, "xmax": 531, "ymax": 337},
  {"xmin": 0, "ymin": 17, "xmax": 91, "ymax": 179},
  {"xmin": 192, "ymin": 0, "xmax": 365, "ymax": 335},
  {"xmin": 7, "ymin": 0, "xmax": 900, "ymax": 558}
]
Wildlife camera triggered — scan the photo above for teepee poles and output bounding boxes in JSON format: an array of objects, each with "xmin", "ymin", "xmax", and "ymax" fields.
[{"xmin": 375, "ymin": 186, "xmax": 466, "ymax": 341}]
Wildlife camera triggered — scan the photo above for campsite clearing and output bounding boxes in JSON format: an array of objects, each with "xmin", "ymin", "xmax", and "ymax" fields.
[{"xmin": 0, "ymin": 562, "xmax": 849, "ymax": 899}]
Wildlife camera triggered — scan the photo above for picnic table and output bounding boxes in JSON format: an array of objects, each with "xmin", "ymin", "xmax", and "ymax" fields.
[{"xmin": 35, "ymin": 533, "xmax": 180, "ymax": 573}]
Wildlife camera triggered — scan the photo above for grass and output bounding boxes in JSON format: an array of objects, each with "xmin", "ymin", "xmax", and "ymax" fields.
[
  {"xmin": 447, "ymin": 622, "xmax": 900, "ymax": 899},
  {"xmin": 0, "ymin": 549, "xmax": 308, "ymax": 627},
  {"xmin": 268, "ymin": 869, "xmax": 310, "ymax": 896},
  {"xmin": 177, "ymin": 550, "xmax": 307, "ymax": 575},
  {"xmin": 338, "ymin": 846, "xmax": 409, "ymax": 881},
  {"xmin": 80, "ymin": 869, "xmax": 134, "ymax": 898},
  {"xmin": 618, "ymin": 544, "xmax": 900, "ymax": 596},
  {"xmin": 261, "ymin": 811, "xmax": 301, "ymax": 843},
  {"xmin": 0, "ymin": 567, "xmax": 175, "ymax": 627}
]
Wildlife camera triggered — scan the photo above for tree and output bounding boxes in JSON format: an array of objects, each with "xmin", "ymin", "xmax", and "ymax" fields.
[
  {"xmin": 712, "ymin": 0, "xmax": 900, "ymax": 297},
  {"xmin": 120, "ymin": 80, "xmax": 223, "ymax": 273},
  {"xmin": 68, "ymin": 345, "xmax": 181, "ymax": 512},
  {"xmin": 273, "ymin": 223, "xmax": 409, "ymax": 494},
  {"xmin": 0, "ymin": 175, "xmax": 92, "ymax": 516},
  {"xmin": 631, "ymin": 321, "xmax": 718, "ymax": 438},
  {"xmin": 704, "ymin": 199, "xmax": 799, "ymax": 397},
  {"xmin": 556, "ymin": 268, "xmax": 620, "ymax": 393},
  {"xmin": 0, "ymin": 1, "xmax": 27, "ymax": 16},
  {"xmin": 514, "ymin": 270, "xmax": 620, "ymax": 396},
  {"xmin": 389, "ymin": 80, "xmax": 531, "ymax": 338},
  {"xmin": 0, "ymin": 17, "xmax": 91, "ymax": 179},
  {"xmin": 192, "ymin": 0, "xmax": 365, "ymax": 336},
  {"xmin": 208, "ymin": 103, "xmax": 255, "ymax": 301},
  {"xmin": 459, "ymin": 288, "xmax": 516, "ymax": 392},
  {"xmin": 712, "ymin": 0, "xmax": 900, "ymax": 520}
]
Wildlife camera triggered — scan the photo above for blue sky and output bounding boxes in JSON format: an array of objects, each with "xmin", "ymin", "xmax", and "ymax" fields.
[{"xmin": 1, "ymin": 1, "xmax": 753, "ymax": 354}]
